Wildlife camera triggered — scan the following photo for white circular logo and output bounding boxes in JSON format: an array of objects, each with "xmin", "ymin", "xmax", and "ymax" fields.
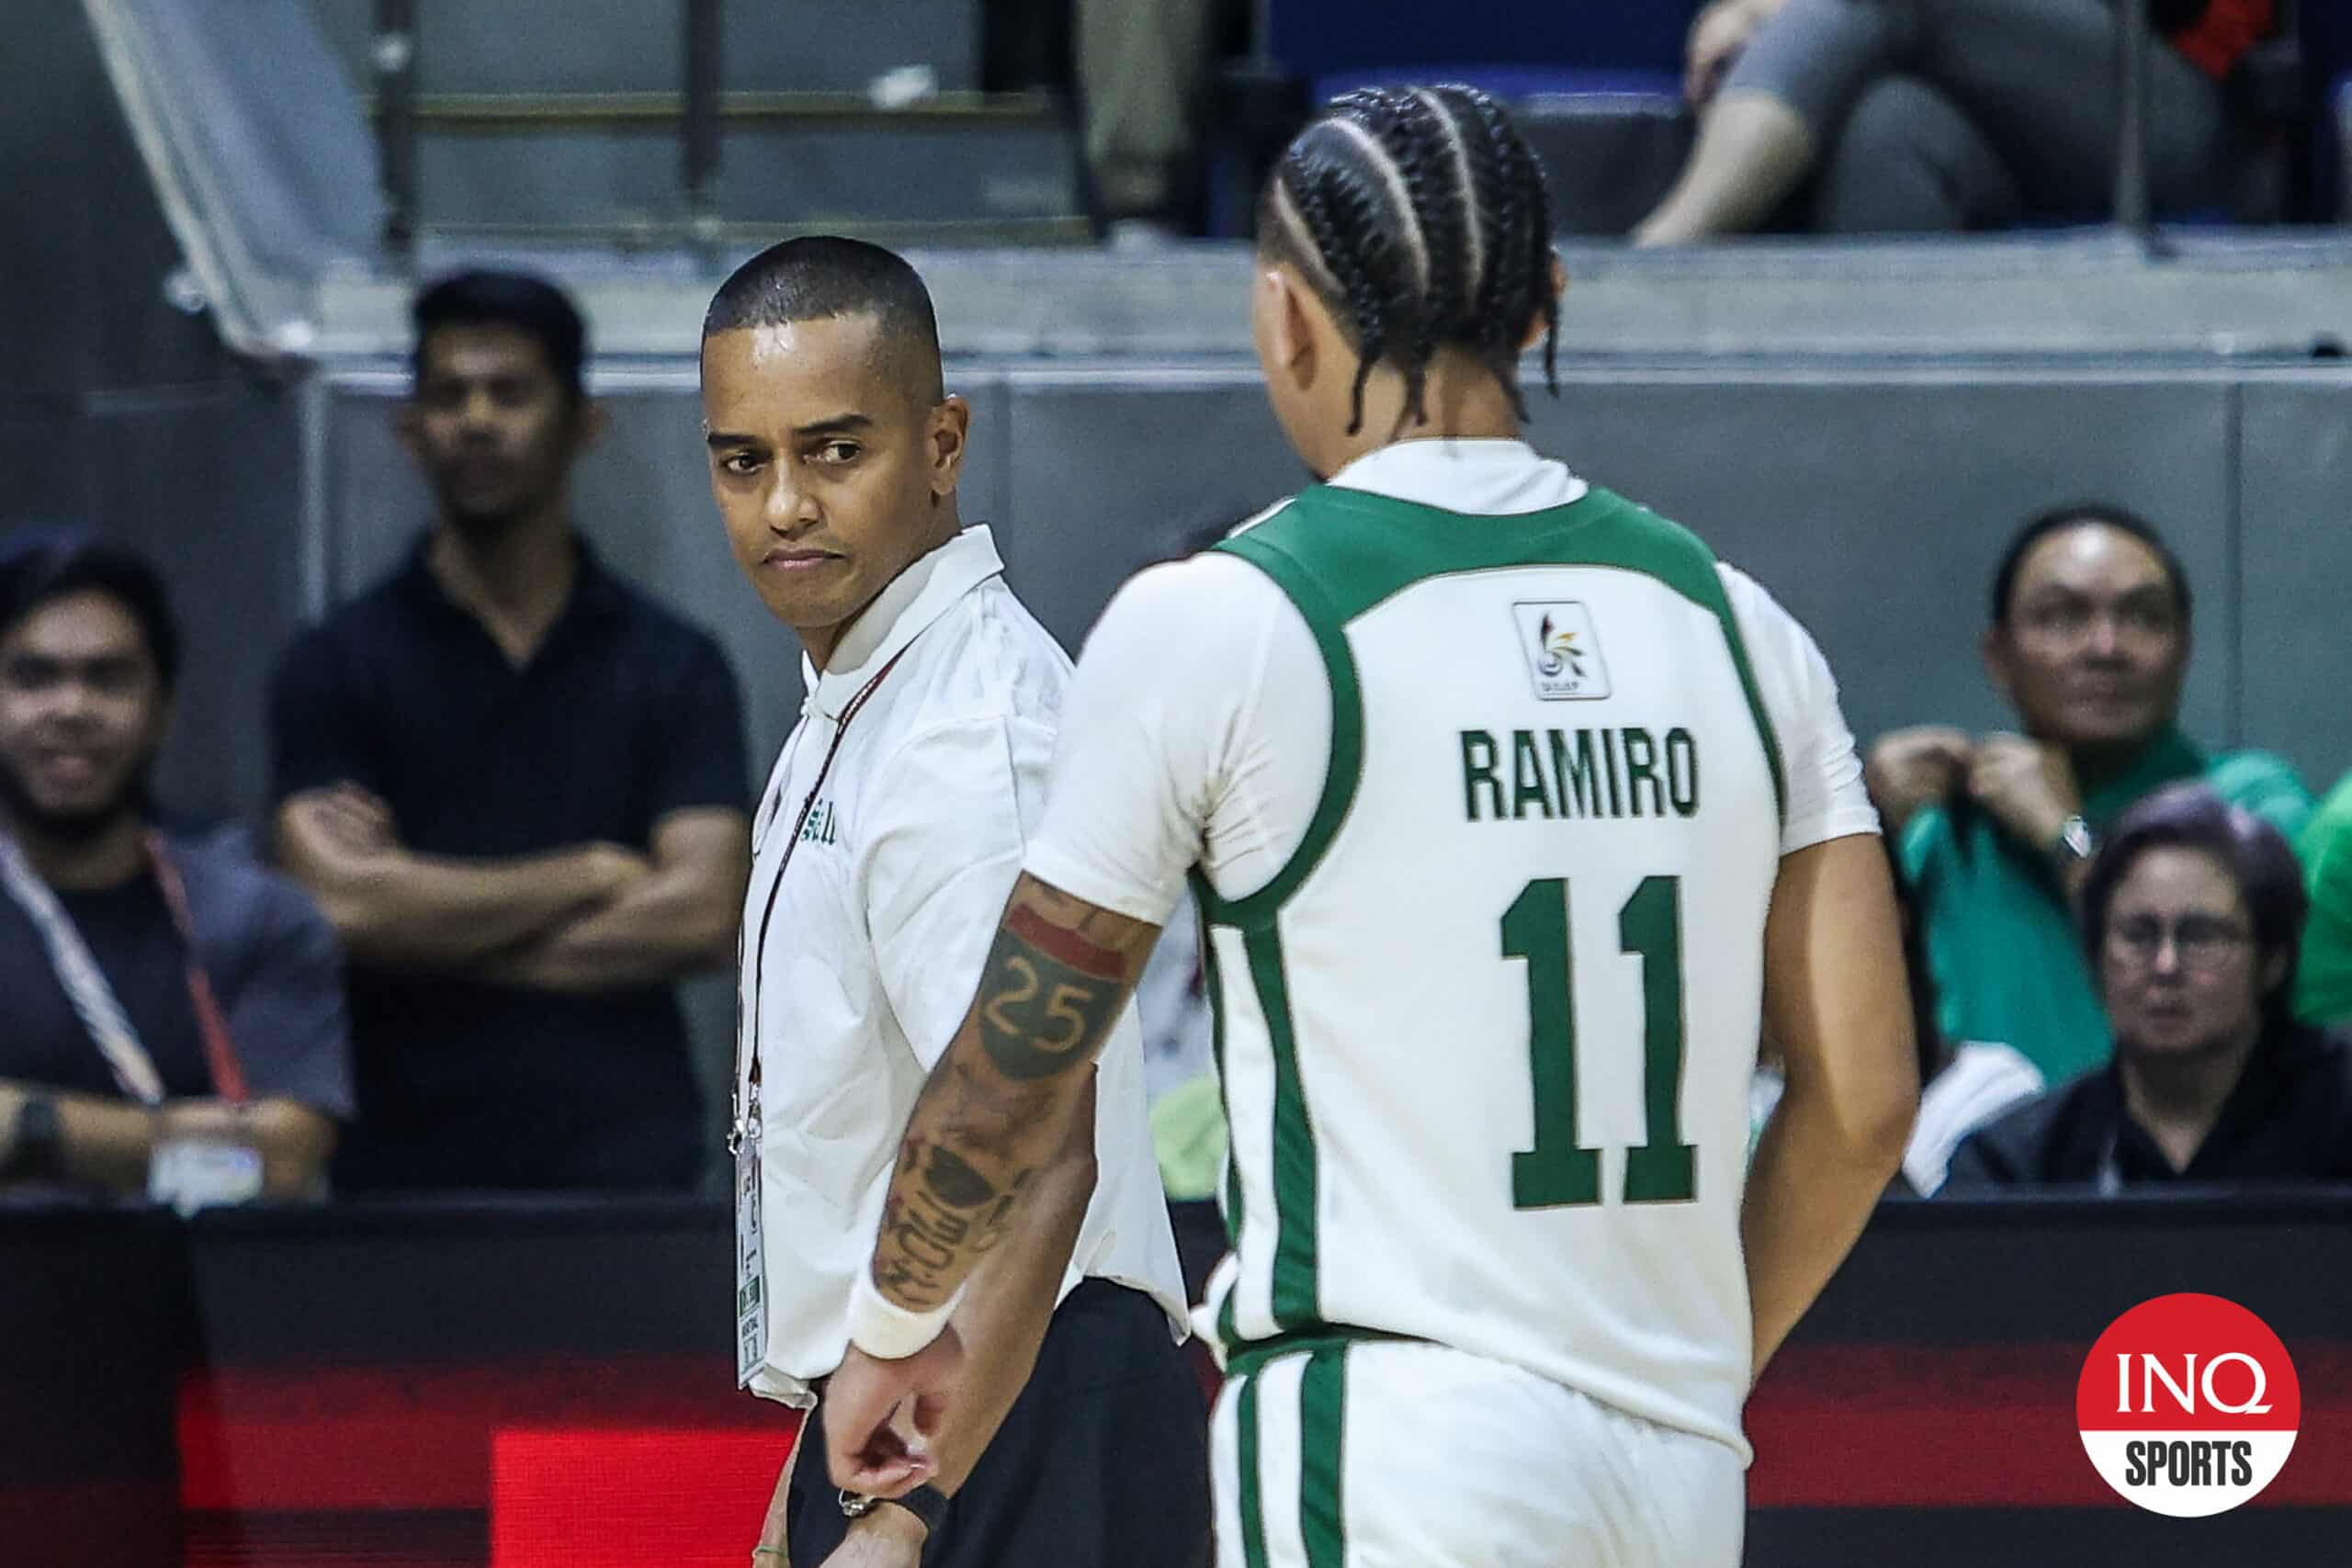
[{"xmin": 2076, "ymin": 1292, "xmax": 2301, "ymax": 1517}]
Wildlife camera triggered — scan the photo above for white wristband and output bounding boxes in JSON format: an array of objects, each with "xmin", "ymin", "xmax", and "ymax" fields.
[{"xmin": 845, "ymin": 1262, "xmax": 965, "ymax": 1361}]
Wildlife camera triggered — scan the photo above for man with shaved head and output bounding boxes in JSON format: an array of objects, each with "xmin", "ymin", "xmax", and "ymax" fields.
[{"xmin": 702, "ymin": 237, "xmax": 1202, "ymax": 1568}]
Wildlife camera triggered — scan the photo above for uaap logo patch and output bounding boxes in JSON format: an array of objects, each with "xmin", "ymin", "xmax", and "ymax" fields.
[{"xmin": 1512, "ymin": 602, "xmax": 1611, "ymax": 700}]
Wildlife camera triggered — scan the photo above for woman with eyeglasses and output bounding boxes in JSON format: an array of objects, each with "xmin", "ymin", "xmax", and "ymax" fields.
[{"xmin": 1944, "ymin": 782, "xmax": 2352, "ymax": 1189}]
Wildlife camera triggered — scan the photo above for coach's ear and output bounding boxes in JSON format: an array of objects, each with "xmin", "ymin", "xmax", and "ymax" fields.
[{"xmin": 927, "ymin": 393, "xmax": 972, "ymax": 501}]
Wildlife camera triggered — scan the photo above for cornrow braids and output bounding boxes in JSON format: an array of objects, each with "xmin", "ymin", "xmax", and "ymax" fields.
[
  {"xmin": 1351, "ymin": 88, "xmax": 1471, "ymax": 431},
  {"xmin": 1449, "ymin": 86, "xmax": 1560, "ymax": 412},
  {"xmin": 1414, "ymin": 88, "xmax": 1486, "ymax": 311},
  {"xmin": 1256, "ymin": 85, "xmax": 1560, "ymax": 436},
  {"xmin": 1282, "ymin": 156, "xmax": 1394, "ymax": 436}
]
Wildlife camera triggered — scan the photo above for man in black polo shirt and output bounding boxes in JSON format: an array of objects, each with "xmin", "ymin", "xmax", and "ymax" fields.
[
  {"xmin": 1946, "ymin": 784, "xmax": 2352, "ymax": 1189},
  {"xmin": 270, "ymin": 271, "xmax": 752, "ymax": 1193}
]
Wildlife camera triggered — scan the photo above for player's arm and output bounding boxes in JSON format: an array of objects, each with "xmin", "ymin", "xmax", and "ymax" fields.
[
  {"xmin": 820, "ymin": 876, "xmax": 1160, "ymax": 1496},
  {"xmin": 275, "ymin": 787, "xmax": 650, "ymax": 972},
  {"xmin": 471, "ymin": 807, "xmax": 749, "ymax": 993},
  {"xmin": 825, "ymin": 557, "xmax": 1257, "ymax": 1495},
  {"xmin": 918, "ymin": 1068, "xmax": 1100, "ymax": 1494},
  {"xmin": 805, "ymin": 1072, "xmax": 1100, "ymax": 1560},
  {"xmin": 872, "ymin": 874, "xmax": 1157, "ymax": 1316},
  {"xmin": 1743, "ymin": 834, "xmax": 1917, "ymax": 1376}
]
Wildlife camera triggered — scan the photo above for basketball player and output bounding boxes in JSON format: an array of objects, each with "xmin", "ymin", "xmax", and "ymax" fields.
[
  {"xmin": 822, "ymin": 88, "xmax": 1919, "ymax": 1566},
  {"xmin": 702, "ymin": 238, "xmax": 1204, "ymax": 1568}
]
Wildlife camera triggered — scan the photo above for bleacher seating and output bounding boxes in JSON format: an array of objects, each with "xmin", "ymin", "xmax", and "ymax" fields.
[{"xmin": 302, "ymin": 0, "xmax": 1086, "ymax": 242}]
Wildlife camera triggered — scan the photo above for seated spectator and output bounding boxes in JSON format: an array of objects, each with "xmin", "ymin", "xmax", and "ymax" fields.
[
  {"xmin": 1868, "ymin": 504, "xmax": 2312, "ymax": 1084},
  {"xmin": 2295, "ymin": 773, "xmax": 2352, "ymax": 1027},
  {"xmin": 1947, "ymin": 784, "xmax": 2352, "ymax": 1187},
  {"xmin": 0, "ymin": 531, "xmax": 348, "ymax": 1202},
  {"xmin": 269, "ymin": 272, "xmax": 751, "ymax": 1194},
  {"xmin": 1636, "ymin": 0, "xmax": 2269, "ymax": 242}
]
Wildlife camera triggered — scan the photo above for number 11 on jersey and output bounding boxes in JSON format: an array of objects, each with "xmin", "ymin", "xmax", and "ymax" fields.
[{"xmin": 1503, "ymin": 875, "xmax": 1697, "ymax": 1209}]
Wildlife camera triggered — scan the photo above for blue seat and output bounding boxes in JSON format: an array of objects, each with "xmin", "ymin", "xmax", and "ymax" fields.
[
  {"xmin": 1211, "ymin": 2, "xmax": 1700, "ymax": 237},
  {"xmin": 1311, "ymin": 65, "xmax": 1683, "ymax": 105},
  {"xmin": 1269, "ymin": 0, "xmax": 1698, "ymax": 81}
]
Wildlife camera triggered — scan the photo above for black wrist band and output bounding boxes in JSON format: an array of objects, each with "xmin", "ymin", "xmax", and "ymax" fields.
[{"xmin": 881, "ymin": 1483, "xmax": 950, "ymax": 1539}]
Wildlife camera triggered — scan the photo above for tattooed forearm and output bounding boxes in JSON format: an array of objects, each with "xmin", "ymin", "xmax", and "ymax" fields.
[
  {"xmin": 865, "ymin": 874, "xmax": 1162, "ymax": 1315},
  {"xmin": 875, "ymin": 1139, "xmax": 1033, "ymax": 1308}
]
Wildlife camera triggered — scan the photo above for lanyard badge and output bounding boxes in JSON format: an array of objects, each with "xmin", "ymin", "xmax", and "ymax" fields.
[{"xmin": 730, "ymin": 645, "xmax": 910, "ymax": 1391}]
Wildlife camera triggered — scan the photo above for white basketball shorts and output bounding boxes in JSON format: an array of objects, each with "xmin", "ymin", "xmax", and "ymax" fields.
[{"xmin": 1209, "ymin": 1336, "xmax": 1745, "ymax": 1568}]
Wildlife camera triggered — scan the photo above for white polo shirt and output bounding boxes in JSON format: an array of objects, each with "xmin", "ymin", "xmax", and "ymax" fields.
[{"xmin": 736, "ymin": 524, "xmax": 1188, "ymax": 1409}]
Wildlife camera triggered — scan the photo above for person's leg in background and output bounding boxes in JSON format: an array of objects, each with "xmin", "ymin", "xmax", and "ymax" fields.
[
  {"xmin": 1814, "ymin": 75, "xmax": 2022, "ymax": 232},
  {"xmin": 1636, "ymin": 0, "xmax": 2233, "ymax": 243},
  {"xmin": 1888, "ymin": 0, "xmax": 2232, "ymax": 220},
  {"xmin": 1077, "ymin": 0, "xmax": 1218, "ymax": 236},
  {"xmin": 1637, "ymin": 0, "xmax": 1908, "ymax": 244}
]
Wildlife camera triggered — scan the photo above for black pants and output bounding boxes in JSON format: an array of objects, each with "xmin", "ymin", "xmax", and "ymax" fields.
[{"xmin": 789, "ymin": 1280, "xmax": 1210, "ymax": 1568}]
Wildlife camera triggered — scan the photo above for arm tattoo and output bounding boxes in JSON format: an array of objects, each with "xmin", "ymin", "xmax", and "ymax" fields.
[
  {"xmin": 865, "ymin": 880, "xmax": 1154, "ymax": 1314},
  {"xmin": 875, "ymin": 1138, "xmax": 1034, "ymax": 1308},
  {"xmin": 975, "ymin": 904, "xmax": 1128, "ymax": 1082}
]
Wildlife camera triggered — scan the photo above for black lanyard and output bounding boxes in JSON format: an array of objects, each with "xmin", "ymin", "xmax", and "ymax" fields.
[{"xmin": 731, "ymin": 646, "xmax": 911, "ymax": 1147}]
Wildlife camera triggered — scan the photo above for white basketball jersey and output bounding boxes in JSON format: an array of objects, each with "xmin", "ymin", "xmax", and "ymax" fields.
[{"xmin": 1197, "ymin": 482, "xmax": 1783, "ymax": 1458}]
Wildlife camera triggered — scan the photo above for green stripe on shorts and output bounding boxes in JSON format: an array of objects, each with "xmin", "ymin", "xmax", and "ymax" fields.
[
  {"xmin": 1300, "ymin": 1345, "xmax": 1348, "ymax": 1568},
  {"xmin": 1237, "ymin": 1370, "xmax": 1271, "ymax": 1568}
]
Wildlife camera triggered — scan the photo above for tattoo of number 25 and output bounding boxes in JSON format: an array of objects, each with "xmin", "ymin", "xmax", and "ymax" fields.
[{"xmin": 977, "ymin": 904, "xmax": 1126, "ymax": 1081}]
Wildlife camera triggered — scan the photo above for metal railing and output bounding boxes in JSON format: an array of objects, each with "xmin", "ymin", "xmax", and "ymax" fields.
[
  {"xmin": 2113, "ymin": 0, "xmax": 2155, "ymax": 244},
  {"xmin": 372, "ymin": 0, "xmax": 729, "ymax": 261},
  {"xmin": 373, "ymin": 0, "xmax": 418, "ymax": 256}
]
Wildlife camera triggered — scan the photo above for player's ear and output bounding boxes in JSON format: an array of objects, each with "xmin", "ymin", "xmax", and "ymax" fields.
[
  {"xmin": 1522, "ymin": 252, "xmax": 1567, "ymax": 354},
  {"xmin": 1255, "ymin": 263, "xmax": 1318, "ymax": 393},
  {"xmin": 928, "ymin": 393, "xmax": 972, "ymax": 499}
]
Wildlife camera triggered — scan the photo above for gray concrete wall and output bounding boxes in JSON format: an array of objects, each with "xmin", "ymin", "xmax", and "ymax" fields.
[
  {"xmin": 2241, "ymin": 378, "xmax": 2352, "ymax": 786},
  {"xmin": 313, "ymin": 363, "xmax": 2349, "ymax": 796}
]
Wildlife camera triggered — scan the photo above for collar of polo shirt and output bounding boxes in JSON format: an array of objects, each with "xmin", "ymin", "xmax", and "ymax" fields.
[{"xmin": 799, "ymin": 526, "xmax": 1007, "ymax": 719}]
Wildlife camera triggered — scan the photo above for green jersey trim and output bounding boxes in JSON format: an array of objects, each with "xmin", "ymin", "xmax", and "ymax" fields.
[
  {"xmin": 1219, "ymin": 483, "xmax": 1786, "ymax": 831},
  {"xmin": 1243, "ymin": 923, "xmax": 1320, "ymax": 1331},
  {"xmin": 1190, "ymin": 866, "xmax": 1247, "ymax": 1354},
  {"xmin": 1200, "ymin": 526, "xmax": 1369, "ymax": 928}
]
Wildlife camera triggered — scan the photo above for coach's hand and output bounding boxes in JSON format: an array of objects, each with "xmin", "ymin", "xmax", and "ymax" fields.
[{"xmin": 822, "ymin": 1329, "xmax": 966, "ymax": 1497}]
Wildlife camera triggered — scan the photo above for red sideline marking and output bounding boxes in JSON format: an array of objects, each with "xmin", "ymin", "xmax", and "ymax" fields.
[
  {"xmin": 1748, "ymin": 1341, "xmax": 2352, "ymax": 1508},
  {"xmin": 1006, "ymin": 901, "xmax": 1125, "ymax": 979},
  {"xmin": 492, "ymin": 1426, "xmax": 797, "ymax": 1568},
  {"xmin": 177, "ymin": 1357, "xmax": 782, "ymax": 1512}
]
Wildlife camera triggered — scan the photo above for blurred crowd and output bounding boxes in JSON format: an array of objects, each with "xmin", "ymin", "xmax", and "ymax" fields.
[{"xmin": 1, "ymin": 266, "xmax": 2346, "ymax": 1212}]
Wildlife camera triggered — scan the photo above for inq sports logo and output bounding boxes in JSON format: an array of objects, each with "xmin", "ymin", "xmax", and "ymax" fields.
[{"xmin": 2075, "ymin": 1293, "xmax": 2301, "ymax": 1518}]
